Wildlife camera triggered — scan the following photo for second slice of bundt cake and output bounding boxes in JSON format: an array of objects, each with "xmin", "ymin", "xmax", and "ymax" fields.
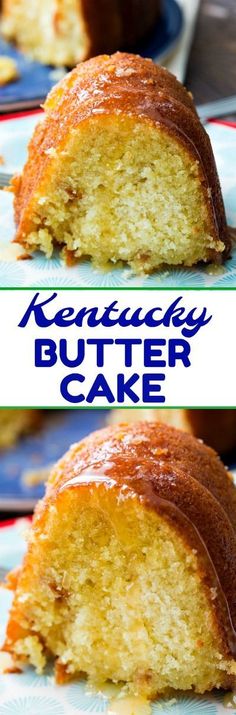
[
  {"xmin": 12, "ymin": 53, "xmax": 230, "ymax": 273},
  {"xmin": 0, "ymin": 0, "xmax": 161, "ymax": 67},
  {"xmin": 3, "ymin": 422, "xmax": 236, "ymax": 698}
]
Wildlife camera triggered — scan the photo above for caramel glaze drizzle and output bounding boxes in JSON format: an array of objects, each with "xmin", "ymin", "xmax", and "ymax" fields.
[{"xmin": 60, "ymin": 462, "xmax": 236, "ymax": 658}]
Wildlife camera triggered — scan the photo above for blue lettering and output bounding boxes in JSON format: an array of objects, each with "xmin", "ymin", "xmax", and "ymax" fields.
[{"xmin": 35, "ymin": 339, "xmax": 57, "ymax": 366}]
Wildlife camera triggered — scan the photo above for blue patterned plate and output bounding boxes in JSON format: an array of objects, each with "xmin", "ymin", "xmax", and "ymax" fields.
[
  {"xmin": 0, "ymin": 121, "xmax": 236, "ymax": 287},
  {"xmin": 0, "ymin": 0, "xmax": 183, "ymax": 112},
  {"xmin": 0, "ymin": 519, "xmax": 234, "ymax": 713},
  {"xmin": 0, "ymin": 38, "xmax": 67, "ymax": 113}
]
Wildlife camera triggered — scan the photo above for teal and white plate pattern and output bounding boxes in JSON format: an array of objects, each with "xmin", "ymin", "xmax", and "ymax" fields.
[
  {"xmin": 0, "ymin": 521, "xmax": 234, "ymax": 713},
  {"xmin": 0, "ymin": 119, "xmax": 236, "ymax": 287}
]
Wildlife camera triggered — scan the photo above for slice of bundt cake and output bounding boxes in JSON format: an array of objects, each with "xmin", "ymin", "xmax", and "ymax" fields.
[
  {"xmin": 0, "ymin": 0, "xmax": 161, "ymax": 67},
  {"xmin": 110, "ymin": 408, "xmax": 236, "ymax": 455},
  {"xmin": 11, "ymin": 53, "xmax": 230, "ymax": 273},
  {"xmin": 3, "ymin": 422, "xmax": 236, "ymax": 697}
]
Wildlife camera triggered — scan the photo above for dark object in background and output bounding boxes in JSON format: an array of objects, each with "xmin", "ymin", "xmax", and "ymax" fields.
[{"xmin": 185, "ymin": 409, "xmax": 236, "ymax": 455}]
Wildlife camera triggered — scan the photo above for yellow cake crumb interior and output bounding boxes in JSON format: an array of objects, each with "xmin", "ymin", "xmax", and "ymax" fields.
[
  {"xmin": 12, "ymin": 486, "xmax": 235, "ymax": 696},
  {"xmin": 23, "ymin": 116, "xmax": 224, "ymax": 272},
  {"xmin": 1, "ymin": 0, "xmax": 88, "ymax": 66}
]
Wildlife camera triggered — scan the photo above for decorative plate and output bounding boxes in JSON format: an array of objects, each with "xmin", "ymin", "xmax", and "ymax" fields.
[
  {"xmin": 0, "ymin": 121, "xmax": 235, "ymax": 288},
  {"xmin": 0, "ymin": 519, "xmax": 234, "ymax": 713},
  {"xmin": 0, "ymin": 0, "xmax": 183, "ymax": 112},
  {"xmin": 0, "ymin": 409, "xmax": 109, "ymax": 510}
]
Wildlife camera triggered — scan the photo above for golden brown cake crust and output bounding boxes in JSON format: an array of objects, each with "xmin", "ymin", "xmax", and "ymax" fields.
[
  {"xmin": 12, "ymin": 52, "xmax": 230, "ymax": 258},
  {"xmin": 110, "ymin": 409, "xmax": 236, "ymax": 455}
]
